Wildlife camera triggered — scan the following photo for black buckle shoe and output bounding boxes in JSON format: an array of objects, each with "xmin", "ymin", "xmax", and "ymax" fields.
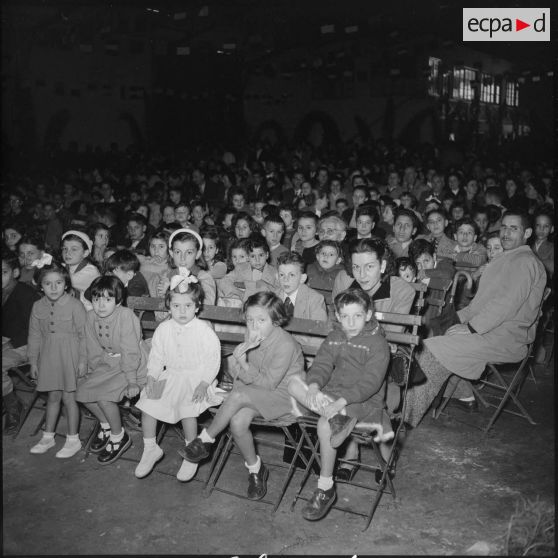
[
  {"xmin": 89, "ymin": 428, "xmax": 110, "ymax": 453},
  {"xmin": 247, "ymin": 463, "xmax": 269, "ymax": 500},
  {"xmin": 178, "ymin": 437, "xmax": 212, "ymax": 463},
  {"xmin": 302, "ymin": 487, "xmax": 337, "ymax": 521},
  {"xmin": 329, "ymin": 414, "xmax": 357, "ymax": 449},
  {"xmin": 335, "ymin": 461, "xmax": 359, "ymax": 482},
  {"xmin": 97, "ymin": 431, "xmax": 131, "ymax": 465}
]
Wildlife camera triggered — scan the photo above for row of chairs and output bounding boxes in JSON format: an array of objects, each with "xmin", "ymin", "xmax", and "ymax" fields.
[{"xmin": 9, "ymin": 280, "xmax": 549, "ymax": 529}]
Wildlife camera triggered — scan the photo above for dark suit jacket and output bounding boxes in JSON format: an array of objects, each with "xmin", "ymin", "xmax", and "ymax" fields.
[{"xmin": 245, "ymin": 183, "xmax": 269, "ymax": 203}]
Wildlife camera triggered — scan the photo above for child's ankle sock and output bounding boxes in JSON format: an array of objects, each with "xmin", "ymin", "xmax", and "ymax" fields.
[
  {"xmin": 43, "ymin": 431, "xmax": 55, "ymax": 440},
  {"xmin": 318, "ymin": 476, "xmax": 334, "ymax": 491},
  {"xmin": 66, "ymin": 434, "xmax": 80, "ymax": 443},
  {"xmin": 100, "ymin": 422, "xmax": 110, "ymax": 431},
  {"xmin": 458, "ymin": 396, "xmax": 475, "ymax": 402},
  {"xmin": 199, "ymin": 428, "xmax": 215, "ymax": 444},
  {"xmin": 110, "ymin": 429, "xmax": 124, "ymax": 443},
  {"xmin": 245, "ymin": 455, "xmax": 261, "ymax": 474},
  {"xmin": 143, "ymin": 437, "xmax": 157, "ymax": 448}
]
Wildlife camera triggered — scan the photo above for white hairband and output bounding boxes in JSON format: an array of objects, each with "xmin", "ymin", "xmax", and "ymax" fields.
[
  {"xmin": 168, "ymin": 228, "xmax": 203, "ymax": 251},
  {"xmin": 62, "ymin": 230, "xmax": 92, "ymax": 252}
]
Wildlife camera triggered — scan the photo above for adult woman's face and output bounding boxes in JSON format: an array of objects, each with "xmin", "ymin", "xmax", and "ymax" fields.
[{"xmin": 351, "ymin": 251, "xmax": 386, "ymax": 293}]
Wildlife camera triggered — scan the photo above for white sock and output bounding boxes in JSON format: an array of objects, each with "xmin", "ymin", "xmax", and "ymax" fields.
[
  {"xmin": 318, "ymin": 476, "xmax": 334, "ymax": 491},
  {"xmin": 43, "ymin": 431, "xmax": 55, "ymax": 440},
  {"xmin": 66, "ymin": 434, "xmax": 79, "ymax": 443},
  {"xmin": 143, "ymin": 437, "xmax": 156, "ymax": 448},
  {"xmin": 458, "ymin": 396, "xmax": 475, "ymax": 402},
  {"xmin": 100, "ymin": 422, "xmax": 110, "ymax": 431},
  {"xmin": 199, "ymin": 428, "xmax": 215, "ymax": 444},
  {"xmin": 245, "ymin": 455, "xmax": 261, "ymax": 474},
  {"xmin": 110, "ymin": 429, "xmax": 124, "ymax": 443}
]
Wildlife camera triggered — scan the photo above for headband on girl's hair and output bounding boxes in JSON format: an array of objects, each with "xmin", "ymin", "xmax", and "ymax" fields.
[
  {"xmin": 31, "ymin": 253, "xmax": 53, "ymax": 269},
  {"xmin": 168, "ymin": 228, "xmax": 203, "ymax": 251},
  {"xmin": 62, "ymin": 230, "xmax": 92, "ymax": 252},
  {"xmin": 169, "ymin": 267, "xmax": 199, "ymax": 293}
]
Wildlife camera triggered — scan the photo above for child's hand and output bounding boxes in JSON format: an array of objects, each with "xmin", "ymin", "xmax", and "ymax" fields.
[
  {"xmin": 192, "ymin": 381, "xmax": 209, "ymax": 404},
  {"xmin": 245, "ymin": 330, "xmax": 263, "ymax": 349},
  {"xmin": 157, "ymin": 276, "xmax": 170, "ymax": 297},
  {"xmin": 146, "ymin": 376, "xmax": 167, "ymax": 399},
  {"xmin": 126, "ymin": 383, "xmax": 140, "ymax": 398},
  {"xmin": 77, "ymin": 363, "xmax": 87, "ymax": 378},
  {"xmin": 30, "ymin": 364, "xmax": 39, "ymax": 381},
  {"xmin": 322, "ymin": 397, "xmax": 346, "ymax": 419}
]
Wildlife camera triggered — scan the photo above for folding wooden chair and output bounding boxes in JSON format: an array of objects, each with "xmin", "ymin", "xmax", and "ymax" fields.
[
  {"xmin": 289, "ymin": 311, "xmax": 423, "ymax": 530},
  {"xmin": 203, "ymin": 414, "xmax": 312, "ymax": 512},
  {"xmin": 433, "ymin": 287, "xmax": 551, "ymax": 434}
]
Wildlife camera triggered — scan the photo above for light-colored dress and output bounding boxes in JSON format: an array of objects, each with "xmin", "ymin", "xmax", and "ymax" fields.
[
  {"xmin": 77, "ymin": 305, "xmax": 148, "ymax": 403},
  {"xmin": 136, "ymin": 317, "xmax": 221, "ymax": 423},
  {"xmin": 27, "ymin": 293, "xmax": 87, "ymax": 392}
]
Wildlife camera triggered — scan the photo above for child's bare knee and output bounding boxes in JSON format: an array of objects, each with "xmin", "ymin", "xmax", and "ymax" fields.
[
  {"xmin": 230, "ymin": 412, "xmax": 250, "ymax": 435},
  {"xmin": 48, "ymin": 391, "xmax": 62, "ymax": 403}
]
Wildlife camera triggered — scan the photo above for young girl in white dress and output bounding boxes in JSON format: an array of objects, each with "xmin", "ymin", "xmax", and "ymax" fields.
[{"xmin": 134, "ymin": 268, "xmax": 222, "ymax": 481}]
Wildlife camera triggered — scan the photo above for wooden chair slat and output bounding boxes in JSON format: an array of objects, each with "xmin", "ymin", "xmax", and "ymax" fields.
[{"xmin": 129, "ymin": 298, "xmax": 423, "ymax": 352}]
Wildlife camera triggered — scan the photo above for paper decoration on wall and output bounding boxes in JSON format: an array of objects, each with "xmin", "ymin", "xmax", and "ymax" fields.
[
  {"xmin": 223, "ymin": 43, "xmax": 236, "ymax": 50},
  {"xmin": 177, "ymin": 46, "xmax": 190, "ymax": 55},
  {"xmin": 320, "ymin": 24, "xmax": 335, "ymax": 34},
  {"xmin": 345, "ymin": 25, "xmax": 358, "ymax": 33},
  {"xmin": 198, "ymin": 6, "xmax": 209, "ymax": 17}
]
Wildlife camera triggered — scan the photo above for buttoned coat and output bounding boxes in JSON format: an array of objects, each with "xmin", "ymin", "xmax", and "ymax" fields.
[{"xmin": 424, "ymin": 245, "xmax": 546, "ymax": 378}]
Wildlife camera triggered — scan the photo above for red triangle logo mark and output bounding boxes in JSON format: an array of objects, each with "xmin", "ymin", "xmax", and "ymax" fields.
[{"xmin": 516, "ymin": 19, "xmax": 530, "ymax": 31}]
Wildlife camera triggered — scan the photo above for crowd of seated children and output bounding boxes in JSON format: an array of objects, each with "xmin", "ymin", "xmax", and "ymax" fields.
[{"xmin": 1, "ymin": 139, "xmax": 553, "ymax": 518}]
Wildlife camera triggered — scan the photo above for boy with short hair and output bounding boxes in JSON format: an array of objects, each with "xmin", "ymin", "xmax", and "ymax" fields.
[
  {"xmin": 452, "ymin": 217, "xmax": 488, "ymax": 268},
  {"xmin": 349, "ymin": 205, "xmax": 383, "ymax": 240},
  {"xmin": 293, "ymin": 211, "xmax": 319, "ymax": 266},
  {"xmin": 275, "ymin": 251, "xmax": 327, "ymax": 346},
  {"xmin": 2, "ymin": 250, "xmax": 40, "ymax": 433},
  {"xmin": 262, "ymin": 215, "xmax": 289, "ymax": 266},
  {"xmin": 287, "ymin": 289, "xmax": 391, "ymax": 521},
  {"xmin": 279, "ymin": 205, "xmax": 296, "ymax": 250},
  {"xmin": 126, "ymin": 213, "xmax": 149, "ymax": 256},
  {"xmin": 531, "ymin": 210, "xmax": 554, "ymax": 278},
  {"xmin": 306, "ymin": 241, "xmax": 345, "ymax": 318},
  {"xmin": 104, "ymin": 249, "xmax": 150, "ymax": 297},
  {"xmin": 386, "ymin": 208, "xmax": 419, "ymax": 258},
  {"xmin": 418, "ymin": 208, "xmax": 458, "ymax": 260},
  {"xmin": 335, "ymin": 198, "xmax": 349, "ymax": 218},
  {"xmin": 218, "ymin": 237, "xmax": 279, "ymax": 302}
]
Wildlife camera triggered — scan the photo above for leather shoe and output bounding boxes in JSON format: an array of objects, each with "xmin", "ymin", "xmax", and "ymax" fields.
[
  {"xmin": 329, "ymin": 414, "xmax": 357, "ymax": 449},
  {"xmin": 178, "ymin": 437, "xmax": 212, "ymax": 463},
  {"xmin": 302, "ymin": 487, "xmax": 337, "ymax": 521},
  {"xmin": 447, "ymin": 397, "xmax": 478, "ymax": 412},
  {"xmin": 89, "ymin": 428, "xmax": 110, "ymax": 453},
  {"xmin": 98, "ymin": 431, "xmax": 132, "ymax": 465},
  {"xmin": 247, "ymin": 463, "xmax": 269, "ymax": 500},
  {"xmin": 335, "ymin": 460, "xmax": 359, "ymax": 482}
]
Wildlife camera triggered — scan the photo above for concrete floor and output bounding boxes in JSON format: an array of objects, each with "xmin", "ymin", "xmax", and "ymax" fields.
[{"xmin": 3, "ymin": 351, "xmax": 554, "ymax": 555}]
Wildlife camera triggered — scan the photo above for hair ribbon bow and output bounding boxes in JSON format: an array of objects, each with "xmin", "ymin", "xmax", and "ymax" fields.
[
  {"xmin": 169, "ymin": 267, "xmax": 198, "ymax": 293},
  {"xmin": 31, "ymin": 253, "xmax": 53, "ymax": 269}
]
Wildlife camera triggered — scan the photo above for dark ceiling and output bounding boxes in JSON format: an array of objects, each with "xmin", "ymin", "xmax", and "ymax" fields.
[{"xmin": 2, "ymin": 0, "xmax": 554, "ymax": 72}]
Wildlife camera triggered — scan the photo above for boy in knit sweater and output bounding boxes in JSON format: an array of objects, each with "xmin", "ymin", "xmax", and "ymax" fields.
[{"xmin": 288, "ymin": 288, "xmax": 391, "ymax": 521}]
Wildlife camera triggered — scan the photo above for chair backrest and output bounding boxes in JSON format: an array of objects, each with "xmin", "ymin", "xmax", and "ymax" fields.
[
  {"xmin": 127, "ymin": 296, "xmax": 423, "ymax": 357},
  {"xmin": 407, "ymin": 281, "xmax": 428, "ymax": 316},
  {"xmin": 449, "ymin": 270, "xmax": 473, "ymax": 303}
]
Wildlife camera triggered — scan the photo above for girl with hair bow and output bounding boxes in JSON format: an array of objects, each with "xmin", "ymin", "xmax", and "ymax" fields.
[{"xmin": 134, "ymin": 267, "xmax": 222, "ymax": 482}]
